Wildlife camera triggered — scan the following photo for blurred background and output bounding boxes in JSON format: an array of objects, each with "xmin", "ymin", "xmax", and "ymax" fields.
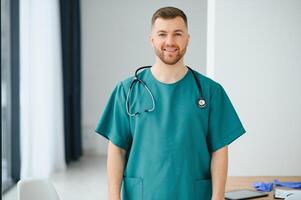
[{"xmin": 2, "ymin": 0, "xmax": 301, "ymax": 199}]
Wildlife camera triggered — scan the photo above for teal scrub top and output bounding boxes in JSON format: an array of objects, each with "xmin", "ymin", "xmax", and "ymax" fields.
[{"xmin": 95, "ymin": 67, "xmax": 246, "ymax": 200}]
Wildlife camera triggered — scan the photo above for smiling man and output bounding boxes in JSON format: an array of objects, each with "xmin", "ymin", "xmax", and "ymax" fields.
[{"xmin": 95, "ymin": 6, "xmax": 246, "ymax": 200}]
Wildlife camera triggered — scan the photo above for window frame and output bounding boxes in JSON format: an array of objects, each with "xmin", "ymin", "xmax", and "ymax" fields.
[{"xmin": 1, "ymin": 0, "xmax": 20, "ymax": 194}]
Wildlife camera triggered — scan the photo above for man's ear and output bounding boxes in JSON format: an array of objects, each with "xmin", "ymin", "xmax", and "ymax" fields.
[{"xmin": 149, "ymin": 34, "xmax": 154, "ymax": 47}]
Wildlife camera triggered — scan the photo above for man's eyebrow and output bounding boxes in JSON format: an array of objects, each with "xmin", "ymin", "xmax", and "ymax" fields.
[
  {"xmin": 174, "ymin": 29, "xmax": 184, "ymax": 33},
  {"xmin": 156, "ymin": 29, "xmax": 184, "ymax": 34}
]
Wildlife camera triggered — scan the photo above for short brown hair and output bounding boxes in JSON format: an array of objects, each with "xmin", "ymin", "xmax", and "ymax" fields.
[{"xmin": 151, "ymin": 7, "xmax": 188, "ymax": 28}]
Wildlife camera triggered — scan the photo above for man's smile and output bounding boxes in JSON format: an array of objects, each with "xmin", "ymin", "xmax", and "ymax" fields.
[{"xmin": 163, "ymin": 47, "xmax": 178, "ymax": 53}]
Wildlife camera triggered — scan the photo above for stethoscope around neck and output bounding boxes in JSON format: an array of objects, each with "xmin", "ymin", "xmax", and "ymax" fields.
[{"xmin": 126, "ymin": 66, "xmax": 206, "ymax": 117}]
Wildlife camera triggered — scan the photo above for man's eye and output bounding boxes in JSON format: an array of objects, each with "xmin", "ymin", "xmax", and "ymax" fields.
[
  {"xmin": 158, "ymin": 34, "xmax": 166, "ymax": 37},
  {"xmin": 175, "ymin": 33, "xmax": 182, "ymax": 36}
]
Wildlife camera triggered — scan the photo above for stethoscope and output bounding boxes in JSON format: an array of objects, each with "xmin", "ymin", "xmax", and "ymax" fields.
[{"xmin": 126, "ymin": 66, "xmax": 206, "ymax": 117}]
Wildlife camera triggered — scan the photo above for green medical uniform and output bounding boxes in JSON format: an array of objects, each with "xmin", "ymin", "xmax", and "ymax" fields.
[{"xmin": 95, "ymin": 67, "xmax": 246, "ymax": 200}]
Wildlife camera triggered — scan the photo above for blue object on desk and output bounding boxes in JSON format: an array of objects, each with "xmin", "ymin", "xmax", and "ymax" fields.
[
  {"xmin": 253, "ymin": 182, "xmax": 274, "ymax": 192},
  {"xmin": 274, "ymin": 180, "xmax": 301, "ymax": 189},
  {"xmin": 253, "ymin": 180, "xmax": 301, "ymax": 192}
]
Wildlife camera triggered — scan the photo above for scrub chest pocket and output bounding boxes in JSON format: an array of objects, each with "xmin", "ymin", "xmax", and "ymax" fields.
[{"xmin": 95, "ymin": 68, "xmax": 246, "ymax": 200}]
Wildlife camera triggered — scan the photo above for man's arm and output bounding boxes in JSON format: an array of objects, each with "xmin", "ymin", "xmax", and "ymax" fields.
[
  {"xmin": 107, "ymin": 141, "xmax": 127, "ymax": 200},
  {"xmin": 210, "ymin": 146, "xmax": 228, "ymax": 200}
]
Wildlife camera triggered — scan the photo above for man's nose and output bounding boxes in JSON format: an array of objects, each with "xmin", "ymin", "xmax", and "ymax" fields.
[{"xmin": 165, "ymin": 35, "xmax": 176, "ymax": 45}]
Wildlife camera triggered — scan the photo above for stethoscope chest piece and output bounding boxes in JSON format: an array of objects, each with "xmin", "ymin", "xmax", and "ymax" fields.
[{"xmin": 198, "ymin": 99, "xmax": 206, "ymax": 108}]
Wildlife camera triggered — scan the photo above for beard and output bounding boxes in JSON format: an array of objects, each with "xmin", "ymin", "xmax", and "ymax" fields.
[{"xmin": 154, "ymin": 45, "xmax": 187, "ymax": 65}]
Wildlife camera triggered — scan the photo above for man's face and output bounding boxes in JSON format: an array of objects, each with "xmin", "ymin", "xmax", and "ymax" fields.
[{"xmin": 150, "ymin": 17, "xmax": 190, "ymax": 65}]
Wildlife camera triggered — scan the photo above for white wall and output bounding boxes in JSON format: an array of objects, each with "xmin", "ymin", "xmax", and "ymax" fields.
[
  {"xmin": 81, "ymin": 1, "xmax": 207, "ymax": 155},
  {"xmin": 213, "ymin": 0, "xmax": 301, "ymax": 175}
]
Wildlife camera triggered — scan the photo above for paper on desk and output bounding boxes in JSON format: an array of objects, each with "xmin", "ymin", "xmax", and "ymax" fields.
[{"xmin": 274, "ymin": 188, "xmax": 301, "ymax": 199}]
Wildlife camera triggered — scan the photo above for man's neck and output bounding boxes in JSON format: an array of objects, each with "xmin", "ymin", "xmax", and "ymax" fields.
[{"xmin": 151, "ymin": 60, "xmax": 188, "ymax": 84}]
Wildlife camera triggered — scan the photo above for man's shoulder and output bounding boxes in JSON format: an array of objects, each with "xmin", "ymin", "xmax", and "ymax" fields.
[
  {"xmin": 121, "ymin": 75, "xmax": 134, "ymax": 85},
  {"xmin": 191, "ymin": 70, "xmax": 229, "ymax": 103},
  {"xmin": 118, "ymin": 66, "xmax": 150, "ymax": 89},
  {"xmin": 192, "ymin": 69, "xmax": 222, "ymax": 90},
  {"xmin": 118, "ymin": 73, "xmax": 136, "ymax": 91}
]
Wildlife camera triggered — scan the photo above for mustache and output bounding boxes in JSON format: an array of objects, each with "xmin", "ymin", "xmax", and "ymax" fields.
[{"xmin": 161, "ymin": 45, "xmax": 180, "ymax": 50}]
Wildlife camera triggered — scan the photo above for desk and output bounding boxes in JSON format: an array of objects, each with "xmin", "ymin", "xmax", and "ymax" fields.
[{"xmin": 226, "ymin": 176, "xmax": 301, "ymax": 199}]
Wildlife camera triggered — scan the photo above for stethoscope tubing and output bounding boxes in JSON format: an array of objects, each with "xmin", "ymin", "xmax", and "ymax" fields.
[{"xmin": 126, "ymin": 66, "xmax": 206, "ymax": 116}]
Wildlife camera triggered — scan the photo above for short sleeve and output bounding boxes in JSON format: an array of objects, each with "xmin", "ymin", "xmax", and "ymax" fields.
[
  {"xmin": 207, "ymin": 84, "xmax": 246, "ymax": 153},
  {"xmin": 94, "ymin": 82, "xmax": 132, "ymax": 151}
]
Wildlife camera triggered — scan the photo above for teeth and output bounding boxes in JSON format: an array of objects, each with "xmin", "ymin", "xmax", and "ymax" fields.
[{"xmin": 164, "ymin": 48, "xmax": 177, "ymax": 52}]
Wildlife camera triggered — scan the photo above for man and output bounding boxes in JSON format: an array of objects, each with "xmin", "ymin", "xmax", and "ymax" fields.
[{"xmin": 95, "ymin": 7, "xmax": 245, "ymax": 200}]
